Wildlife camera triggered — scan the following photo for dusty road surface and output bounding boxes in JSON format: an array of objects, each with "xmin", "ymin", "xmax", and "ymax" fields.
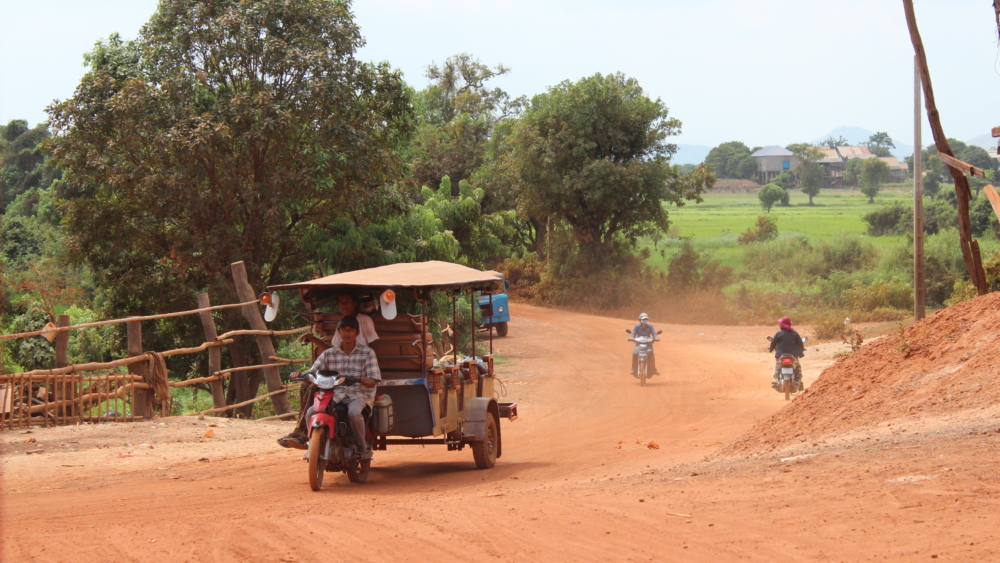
[{"xmin": 3, "ymin": 304, "xmax": 999, "ymax": 562}]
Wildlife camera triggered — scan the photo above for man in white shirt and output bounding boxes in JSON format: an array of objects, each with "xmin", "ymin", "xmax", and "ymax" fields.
[
  {"xmin": 278, "ymin": 294, "xmax": 380, "ymax": 449},
  {"xmin": 299, "ymin": 294, "xmax": 379, "ymax": 350}
]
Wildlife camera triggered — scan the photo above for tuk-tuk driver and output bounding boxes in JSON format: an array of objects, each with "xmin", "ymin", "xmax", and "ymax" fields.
[{"xmin": 278, "ymin": 315, "xmax": 381, "ymax": 455}]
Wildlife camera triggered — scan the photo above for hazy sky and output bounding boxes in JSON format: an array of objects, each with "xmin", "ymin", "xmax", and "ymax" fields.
[{"xmin": 2, "ymin": 0, "xmax": 997, "ymax": 151}]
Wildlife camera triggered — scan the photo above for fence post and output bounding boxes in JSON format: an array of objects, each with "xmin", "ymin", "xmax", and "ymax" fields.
[
  {"xmin": 230, "ymin": 261, "xmax": 290, "ymax": 414},
  {"xmin": 128, "ymin": 320, "xmax": 151, "ymax": 418},
  {"xmin": 54, "ymin": 314, "xmax": 74, "ymax": 423},
  {"xmin": 197, "ymin": 293, "xmax": 228, "ymax": 410}
]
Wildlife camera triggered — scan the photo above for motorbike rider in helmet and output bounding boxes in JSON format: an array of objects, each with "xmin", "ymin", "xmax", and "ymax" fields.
[
  {"xmin": 769, "ymin": 316, "xmax": 805, "ymax": 391},
  {"xmin": 630, "ymin": 313, "xmax": 660, "ymax": 377}
]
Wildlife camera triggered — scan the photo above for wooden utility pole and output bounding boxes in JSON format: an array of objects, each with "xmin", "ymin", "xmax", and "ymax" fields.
[
  {"xmin": 913, "ymin": 56, "xmax": 926, "ymax": 320},
  {"xmin": 230, "ymin": 261, "xmax": 290, "ymax": 415},
  {"xmin": 903, "ymin": 0, "xmax": 988, "ymax": 295}
]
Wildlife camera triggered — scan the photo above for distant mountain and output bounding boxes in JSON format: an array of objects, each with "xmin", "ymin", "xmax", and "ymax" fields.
[
  {"xmin": 672, "ymin": 144, "xmax": 711, "ymax": 165},
  {"xmin": 966, "ymin": 134, "xmax": 997, "ymax": 152},
  {"xmin": 812, "ymin": 126, "xmax": 913, "ymax": 159}
]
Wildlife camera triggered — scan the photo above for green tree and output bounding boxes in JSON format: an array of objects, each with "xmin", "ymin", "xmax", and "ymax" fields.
[
  {"xmin": 418, "ymin": 176, "xmax": 521, "ymax": 268},
  {"xmin": 864, "ymin": 131, "xmax": 895, "ymax": 157},
  {"xmin": 46, "ymin": 0, "xmax": 412, "ymax": 313},
  {"xmin": 706, "ymin": 141, "xmax": 752, "ymax": 179},
  {"xmin": 728, "ymin": 152, "xmax": 758, "ymax": 180},
  {"xmin": 757, "ymin": 183, "xmax": 786, "ymax": 212},
  {"xmin": 508, "ymin": 72, "xmax": 712, "ymax": 260},
  {"xmin": 971, "ymin": 194, "xmax": 1000, "ymax": 238},
  {"xmin": 844, "ymin": 157, "xmax": 865, "ymax": 187},
  {"xmin": 922, "ymin": 171, "xmax": 941, "ymax": 198},
  {"xmin": 958, "ymin": 145, "xmax": 995, "ymax": 174},
  {"xmin": 44, "ymin": 1, "xmax": 413, "ymax": 412},
  {"xmin": 408, "ymin": 54, "xmax": 525, "ymax": 195},
  {"xmin": 859, "ymin": 158, "xmax": 891, "ymax": 203},
  {"xmin": 771, "ymin": 171, "xmax": 792, "ymax": 205},
  {"xmin": 788, "ymin": 144, "xmax": 824, "ymax": 205}
]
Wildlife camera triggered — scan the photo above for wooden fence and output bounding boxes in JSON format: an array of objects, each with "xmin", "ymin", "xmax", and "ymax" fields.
[{"xmin": 1, "ymin": 261, "xmax": 309, "ymax": 429}]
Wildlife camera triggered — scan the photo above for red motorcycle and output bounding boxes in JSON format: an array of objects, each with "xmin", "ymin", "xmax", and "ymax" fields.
[{"xmin": 298, "ymin": 370, "xmax": 375, "ymax": 490}]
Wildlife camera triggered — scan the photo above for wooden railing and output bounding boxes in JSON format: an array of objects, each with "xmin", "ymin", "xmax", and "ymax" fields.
[{"xmin": 1, "ymin": 261, "xmax": 309, "ymax": 429}]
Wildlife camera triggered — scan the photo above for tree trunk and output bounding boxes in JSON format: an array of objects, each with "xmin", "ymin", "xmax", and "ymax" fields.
[{"xmin": 903, "ymin": 0, "xmax": 987, "ymax": 295}]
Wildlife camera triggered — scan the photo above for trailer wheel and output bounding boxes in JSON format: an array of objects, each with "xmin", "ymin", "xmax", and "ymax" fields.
[
  {"xmin": 496, "ymin": 321, "xmax": 509, "ymax": 337},
  {"xmin": 472, "ymin": 415, "xmax": 498, "ymax": 469}
]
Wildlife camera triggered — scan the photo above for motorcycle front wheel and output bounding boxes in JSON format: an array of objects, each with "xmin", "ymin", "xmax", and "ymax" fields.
[
  {"xmin": 639, "ymin": 358, "xmax": 647, "ymax": 386},
  {"xmin": 308, "ymin": 428, "xmax": 327, "ymax": 491}
]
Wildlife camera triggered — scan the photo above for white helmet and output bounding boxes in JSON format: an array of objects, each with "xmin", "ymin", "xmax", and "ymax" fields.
[{"xmin": 639, "ymin": 313, "xmax": 649, "ymax": 321}]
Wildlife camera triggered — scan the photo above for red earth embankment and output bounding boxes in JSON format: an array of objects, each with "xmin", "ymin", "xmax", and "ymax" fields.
[{"xmin": 717, "ymin": 292, "xmax": 1000, "ymax": 458}]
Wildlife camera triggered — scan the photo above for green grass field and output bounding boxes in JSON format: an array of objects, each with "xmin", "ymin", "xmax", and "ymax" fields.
[{"xmin": 643, "ymin": 186, "xmax": 918, "ymax": 271}]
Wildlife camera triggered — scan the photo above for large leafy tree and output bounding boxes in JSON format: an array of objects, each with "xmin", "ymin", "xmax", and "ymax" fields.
[
  {"xmin": 706, "ymin": 141, "xmax": 755, "ymax": 179},
  {"xmin": 46, "ymin": 0, "xmax": 412, "ymax": 316},
  {"xmin": 509, "ymin": 72, "xmax": 713, "ymax": 259},
  {"xmin": 864, "ymin": 131, "xmax": 895, "ymax": 157},
  {"xmin": 45, "ymin": 0, "xmax": 412, "ymax": 412},
  {"xmin": 408, "ymin": 54, "xmax": 525, "ymax": 195}
]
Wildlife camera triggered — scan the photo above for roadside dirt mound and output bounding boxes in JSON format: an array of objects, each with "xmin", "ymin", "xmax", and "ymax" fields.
[{"xmin": 716, "ymin": 292, "xmax": 1000, "ymax": 458}]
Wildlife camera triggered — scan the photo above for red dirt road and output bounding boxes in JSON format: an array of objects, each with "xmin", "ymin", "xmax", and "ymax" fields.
[{"xmin": 2, "ymin": 304, "xmax": 998, "ymax": 562}]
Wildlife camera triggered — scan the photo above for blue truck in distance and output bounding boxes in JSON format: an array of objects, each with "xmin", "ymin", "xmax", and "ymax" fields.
[{"xmin": 477, "ymin": 278, "xmax": 510, "ymax": 337}]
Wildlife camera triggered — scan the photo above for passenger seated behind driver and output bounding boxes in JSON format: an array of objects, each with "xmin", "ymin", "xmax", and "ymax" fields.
[
  {"xmin": 630, "ymin": 312, "xmax": 660, "ymax": 377},
  {"xmin": 277, "ymin": 296, "xmax": 378, "ymax": 450},
  {"xmin": 768, "ymin": 316, "xmax": 805, "ymax": 386},
  {"xmin": 298, "ymin": 293, "xmax": 378, "ymax": 352},
  {"xmin": 297, "ymin": 315, "xmax": 381, "ymax": 459}
]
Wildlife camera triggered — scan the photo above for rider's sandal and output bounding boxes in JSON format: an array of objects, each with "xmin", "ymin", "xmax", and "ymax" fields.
[{"xmin": 277, "ymin": 434, "xmax": 308, "ymax": 450}]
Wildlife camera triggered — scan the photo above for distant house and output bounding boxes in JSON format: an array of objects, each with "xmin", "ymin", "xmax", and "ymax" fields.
[
  {"xmin": 878, "ymin": 156, "xmax": 910, "ymax": 182},
  {"xmin": 836, "ymin": 146, "xmax": 876, "ymax": 160},
  {"xmin": 751, "ymin": 146, "xmax": 797, "ymax": 184},
  {"xmin": 815, "ymin": 146, "xmax": 845, "ymax": 180}
]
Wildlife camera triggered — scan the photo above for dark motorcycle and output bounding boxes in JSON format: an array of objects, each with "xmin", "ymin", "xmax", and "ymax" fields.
[
  {"xmin": 766, "ymin": 336, "xmax": 808, "ymax": 401},
  {"xmin": 296, "ymin": 370, "xmax": 376, "ymax": 490}
]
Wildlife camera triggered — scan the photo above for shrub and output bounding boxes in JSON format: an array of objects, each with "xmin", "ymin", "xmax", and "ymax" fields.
[
  {"xmin": 497, "ymin": 252, "xmax": 544, "ymax": 298},
  {"xmin": 862, "ymin": 200, "xmax": 956, "ymax": 237},
  {"xmin": 666, "ymin": 241, "xmax": 732, "ymax": 292},
  {"xmin": 815, "ymin": 234, "xmax": 876, "ymax": 275},
  {"xmin": 862, "ymin": 203, "xmax": 907, "ymax": 236},
  {"xmin": 757, "ymin": 183, "xmax": 786, "ymax": 213},
  {"xmin": 737, "ymin": 216, "xmax": 778, "ymax": 245},
  {"xmin": 814, "ymin": 316, "xmax": 848, "ymax": 341},
  {"xmin": 842, "ymin": 278, "xmax": 912, "ymax": 311}
]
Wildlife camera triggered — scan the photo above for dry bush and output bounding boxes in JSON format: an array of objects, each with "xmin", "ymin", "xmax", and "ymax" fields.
[{"xmin": 813, "ymin": 316, "xmax": 848, "ymax": 341}]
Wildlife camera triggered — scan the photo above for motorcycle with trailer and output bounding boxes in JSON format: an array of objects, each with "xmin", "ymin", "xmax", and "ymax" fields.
[
  {"xmin": 264, "ymin": 261, "xmax": 518, "ymax": 490},
  {"xmin": 294, "ymin": 370, "xmax": 393, "ymax": 489}
]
